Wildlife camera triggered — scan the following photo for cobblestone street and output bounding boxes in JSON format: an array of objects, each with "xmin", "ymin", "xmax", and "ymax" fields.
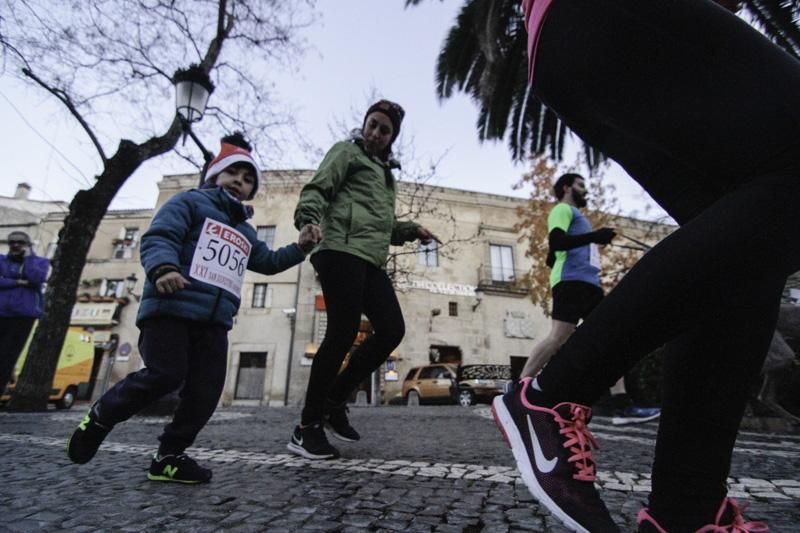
[{"xmin": 1, "ymin": 404, "xmax": 798, "ymax": 532}]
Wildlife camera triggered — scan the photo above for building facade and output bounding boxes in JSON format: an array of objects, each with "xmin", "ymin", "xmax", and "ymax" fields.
[{"xmin": 18, "ymin": 171, "xmax": 675, "ymax": 408}]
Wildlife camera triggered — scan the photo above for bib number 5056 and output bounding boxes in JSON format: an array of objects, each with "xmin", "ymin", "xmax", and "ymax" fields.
[
  {"xmin": 202, "ymin": 238, "xmax": 246, "ymax": 277},
  {"xmin": 190, "ymin": 218, "xmax": 251, "ymax": 297}
]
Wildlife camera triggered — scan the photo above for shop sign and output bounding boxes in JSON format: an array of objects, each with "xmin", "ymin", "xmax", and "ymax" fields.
[
  {"xmin": 398, "ymin": 280, "xmax": 477, "ymax": 296},
  {"xmin": 70, "ymin": 302, "xmax": 118, "ymax": 326}
]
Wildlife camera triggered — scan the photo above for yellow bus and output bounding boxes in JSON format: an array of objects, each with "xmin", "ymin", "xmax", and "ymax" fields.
[{"xmin": 1, "ymin": 326, "xmax": 95, "ymax": 409}]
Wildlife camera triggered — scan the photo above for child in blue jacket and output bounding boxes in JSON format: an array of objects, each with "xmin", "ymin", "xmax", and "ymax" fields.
[{"xmin": 67, "ymin": 133, "xmax": 318, "ymax": 483}]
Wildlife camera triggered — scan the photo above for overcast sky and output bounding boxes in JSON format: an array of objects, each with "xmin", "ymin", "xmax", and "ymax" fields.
[{"xmin": 0, "ymin": 0, "xmax": 665, "ymax": 220}]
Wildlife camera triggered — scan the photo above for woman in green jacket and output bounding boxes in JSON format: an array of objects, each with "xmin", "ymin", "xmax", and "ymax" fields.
[{"xmin": 288, "ymin": 99, "xmax": 437, "ymax": 460}]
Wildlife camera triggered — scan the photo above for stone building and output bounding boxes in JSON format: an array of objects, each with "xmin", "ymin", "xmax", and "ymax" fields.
[
  {"xmin": 150, "ymin": 172, "xmax": 550, "ymax": 407},
  {"xmin": 21, "ymin": 171, "xmax": 675, "ymax": 408},
  {"xmin": 0, "ymin": 183, "xmax": 68, "ymax": 247}
]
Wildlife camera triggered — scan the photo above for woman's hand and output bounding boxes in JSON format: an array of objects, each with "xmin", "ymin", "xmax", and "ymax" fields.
[
  {"xmin": 417, "ymin": 227, "xmax": 441, "ymax": 245},
  {"xmin": 298, "ymin": 224, "xmax": 322, "ymax": 253},
  {"xmin": 155, "ymin": 271, "xmax": 191, "ymax": 295}
]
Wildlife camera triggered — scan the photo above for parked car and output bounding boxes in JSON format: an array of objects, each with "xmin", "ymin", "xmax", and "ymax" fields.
[
  {"xmin": 451, "ymin": 364, "xmax": 512, "ymax": 406},
  {"xmin": 402, "ymin": 364, "xmax": 457, "ymax": 405}
]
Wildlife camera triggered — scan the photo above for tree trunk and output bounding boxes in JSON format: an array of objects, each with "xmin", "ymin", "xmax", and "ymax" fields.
[{"xmin": 7, "ymin": 138, "xmax": 168, "ymax": 411}]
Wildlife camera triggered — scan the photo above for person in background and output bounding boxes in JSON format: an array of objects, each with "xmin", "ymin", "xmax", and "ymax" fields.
[
  {"xmin": 0, "ymin": 231, "xmax": 49, "ymax": 396},
  {"xmin": 520, "ymin": 173, "xmax": 659, "ymax": 425}
]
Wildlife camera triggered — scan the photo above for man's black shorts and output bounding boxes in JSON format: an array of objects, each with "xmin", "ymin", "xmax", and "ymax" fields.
[{"xmin": 551, "ymin": 281, "xmax": 604, "ymax": 324}]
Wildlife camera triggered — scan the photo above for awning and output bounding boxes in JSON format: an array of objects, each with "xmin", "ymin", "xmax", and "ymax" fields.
[{"xmin": 70, "ymin": 302, "xmax": 119, "ymax": 326}]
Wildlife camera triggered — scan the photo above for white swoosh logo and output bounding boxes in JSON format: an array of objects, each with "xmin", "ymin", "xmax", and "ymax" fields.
[{"xmin": 527, "ymin": 414, "xmax": 557, "ymax": 473}]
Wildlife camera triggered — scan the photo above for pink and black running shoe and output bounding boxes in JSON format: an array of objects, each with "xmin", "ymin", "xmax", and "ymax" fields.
[{"xmin": 492, "ymin": 377, "xmax": 619, "ymax": 532}]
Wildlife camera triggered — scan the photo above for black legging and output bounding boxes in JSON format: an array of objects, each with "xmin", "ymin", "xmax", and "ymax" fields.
[
  {"xmin": 301, "ymin": 250, "xmax": 405, "ymax": 425},
  {"xmin": 532, "ymin": 0, "xmax": 800, "ymax": 526}
]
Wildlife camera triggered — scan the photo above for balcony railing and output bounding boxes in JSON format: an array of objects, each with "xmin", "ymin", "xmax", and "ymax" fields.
[{"xmin": 476, "ymin": 265, "xmax": 530, "ymax": 296}]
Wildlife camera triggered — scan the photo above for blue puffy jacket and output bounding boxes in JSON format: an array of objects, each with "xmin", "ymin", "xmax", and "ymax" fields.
[
  {"xmin": 137, "ymin": 187, "xmax": 306, "ymax": 329},
  {"xmin": 0, "ymin": 252, "xmax": 49, "ymax": 318}
]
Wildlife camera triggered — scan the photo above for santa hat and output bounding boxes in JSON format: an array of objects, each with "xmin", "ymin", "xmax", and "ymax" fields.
[{"xmin": 204, "ymin": 142, "xmax": 261, "ymax": 200}]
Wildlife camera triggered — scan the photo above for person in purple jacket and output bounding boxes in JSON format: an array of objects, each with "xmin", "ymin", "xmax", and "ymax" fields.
[
  {"xmin": 67, "ymin": 133, "xmax": 319, "ymax": 483},
  {"xmin": 0, "ymin": 231, "xmax": 49, "ymax": 396}
]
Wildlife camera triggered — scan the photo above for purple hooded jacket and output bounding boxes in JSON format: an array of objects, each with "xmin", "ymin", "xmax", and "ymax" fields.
[{"xmin": 0, "ymin": 252, "xmax": 49, "ymax": 318}]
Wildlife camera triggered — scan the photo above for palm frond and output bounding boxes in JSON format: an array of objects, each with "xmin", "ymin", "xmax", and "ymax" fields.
[
  {"xmin": 415, "ymin": 0, "xmax": 800, "ymax": 169},
  {"xmin": 743, "ymin": 0, "xmax": 800, "ymax": 59}
]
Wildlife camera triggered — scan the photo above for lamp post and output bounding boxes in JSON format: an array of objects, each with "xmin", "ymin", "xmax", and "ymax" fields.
[
  {"xmin": 173, "ymin": 65, "xmax": 215, "ymax": 186},
  {"xmin": 472, "ymin": 288, "xmax": 484, "ymax": 312},
  {"xmin": 124, "ymin": 273, "xmax": 141, "ymax": 302}
]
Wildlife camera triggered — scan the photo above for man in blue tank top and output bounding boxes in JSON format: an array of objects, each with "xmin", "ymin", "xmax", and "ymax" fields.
[{"xmin": 520, "ymin": 173, "xmax": 659, "ymax": 425}]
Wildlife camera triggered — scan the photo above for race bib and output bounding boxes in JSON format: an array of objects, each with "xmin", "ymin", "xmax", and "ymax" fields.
[
  {"xmin": 190, "ymin": 218, "xmax": 251, "ymax": 297},
  {"xmin": 589, "ymin": 243, "xmax": 601, "ymax": 269}
]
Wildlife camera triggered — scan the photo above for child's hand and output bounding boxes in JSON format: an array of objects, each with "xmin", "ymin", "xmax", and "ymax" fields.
[
  {"xmin": 298, "ymin": 223, "xmax": 322, "ymax": 253},
  {"xmin": 155, "ymin": 271, "xmax": 191, "ymax": 294}
]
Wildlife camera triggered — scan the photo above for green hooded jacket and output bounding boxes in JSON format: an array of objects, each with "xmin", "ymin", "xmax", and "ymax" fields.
[{"xmin": 294, "ymin": 139, "xmax": 420, "ymax": 268}]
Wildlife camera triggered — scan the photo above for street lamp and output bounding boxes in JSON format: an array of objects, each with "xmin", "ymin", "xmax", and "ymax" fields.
[
  {"xmin": 173, "ymin": 65, "xmax": 215, "ymax": 186},
  {"xmin": 472, "ymin": 288, "xmax": 484, "ymax": 312},
  {"xmin": 174, "ymin": 64, "xmax": 214, "ymax": 124}
]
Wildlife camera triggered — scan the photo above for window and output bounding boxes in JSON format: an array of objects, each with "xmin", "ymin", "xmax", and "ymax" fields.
[
  {"xmin": 419, "ymin": 366, "xmax": 453, "ymax": 379},
  {"xmin": 113, "ymin": 227, "xmax": 139, "ymax": 259},
  {"xmin": 124, "ymin": 227, "xmax": 139, "ymax": 241},
  {"xmin": 490, "ymin": 244, "xmax": 515, "ymax": 282},
  {"xmin": 100, "ymin": 279, "xmax": 124, "ymax": 298},
  {"xmin": 257, "ymin": 225, "xmax": 276, "ymax": 249},
  {"xmin": 448, "ymin": 302, "xmax": 458, "ymax": 317},
  {"xmin": 252, "ymin": 283, "xmax": 270, "ymax": 308},
  {"xmin": 417, "ymin": 240, "xmax": 438, "ymax": 267},
  {"xmin": 419, "ymin": 366, "xmax": 439, "ymax": 379}
]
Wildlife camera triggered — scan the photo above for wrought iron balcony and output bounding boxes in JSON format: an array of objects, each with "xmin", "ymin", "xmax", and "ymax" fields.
[{"xmin": 476, "ymin": 265, "xmax": 530, "ymax": 296}]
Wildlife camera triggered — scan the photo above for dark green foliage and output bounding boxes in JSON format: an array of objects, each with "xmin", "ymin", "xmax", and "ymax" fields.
[
  {"xmin": 743, "ymin": 0, "xmax": 800, "ymax": 59},
  {"xmin": 408, "ymin": 0, "xmax": 800, "ymax": 169}
]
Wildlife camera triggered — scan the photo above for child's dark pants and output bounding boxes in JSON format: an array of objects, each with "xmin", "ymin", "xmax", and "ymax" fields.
[{"xmin": 97, "ymin": 317, "xmax": 228, "ymax": 455}]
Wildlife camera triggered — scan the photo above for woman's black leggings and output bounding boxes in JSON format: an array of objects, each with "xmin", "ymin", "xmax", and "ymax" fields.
[
  {"xmin": 533, "ymin": 0, "xmax": 800, "ymax": 523},
  {"xmin": 301, "ymin": 250, "xmax": 405, "ymax": 425}
]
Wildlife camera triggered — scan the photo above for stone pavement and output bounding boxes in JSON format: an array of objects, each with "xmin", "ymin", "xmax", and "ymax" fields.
[{"xmin": 1, "ymin": 404, "xmax": 798, "ymax": 532}]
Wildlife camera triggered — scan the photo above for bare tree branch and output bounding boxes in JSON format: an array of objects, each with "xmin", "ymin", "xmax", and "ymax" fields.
[{"xmin": 21, "ymin": 67, "xmax": 108, "ymax": 163}]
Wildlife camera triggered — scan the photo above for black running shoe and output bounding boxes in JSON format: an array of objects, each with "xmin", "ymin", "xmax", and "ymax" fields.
[
  {"xmin": 611, "ymin": 406, "xmax": 661, "ymax": 426},
  {"xmin": 325, "ymin": 401, "xmax": 360, "ymax": 442},
  {"xmin": 147, "ymin": 453, "xmax": 212, "ymax": 483},
  {"xmin": 492, "ymin": 378, "xmax": 619, "ymax": 532},
  {"xmin": 67, "ymin": 403, "xmax": 112, "ymax": 464},
  {"xmin": 287, "ymin": 423, "xmax": 340, "ymax": 459},
  {"xmin": 593, "ymin": 394, "xmax": 661, "ymax": 425}
]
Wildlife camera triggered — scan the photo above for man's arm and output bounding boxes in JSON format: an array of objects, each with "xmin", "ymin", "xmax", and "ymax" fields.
[
  {"xmin": 22, "ymin": 256, "xmax": 50, "ymax": 286},
  {"xmin": 548, "ymin": 227, "xmax": 616, "ymax": 251}
]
